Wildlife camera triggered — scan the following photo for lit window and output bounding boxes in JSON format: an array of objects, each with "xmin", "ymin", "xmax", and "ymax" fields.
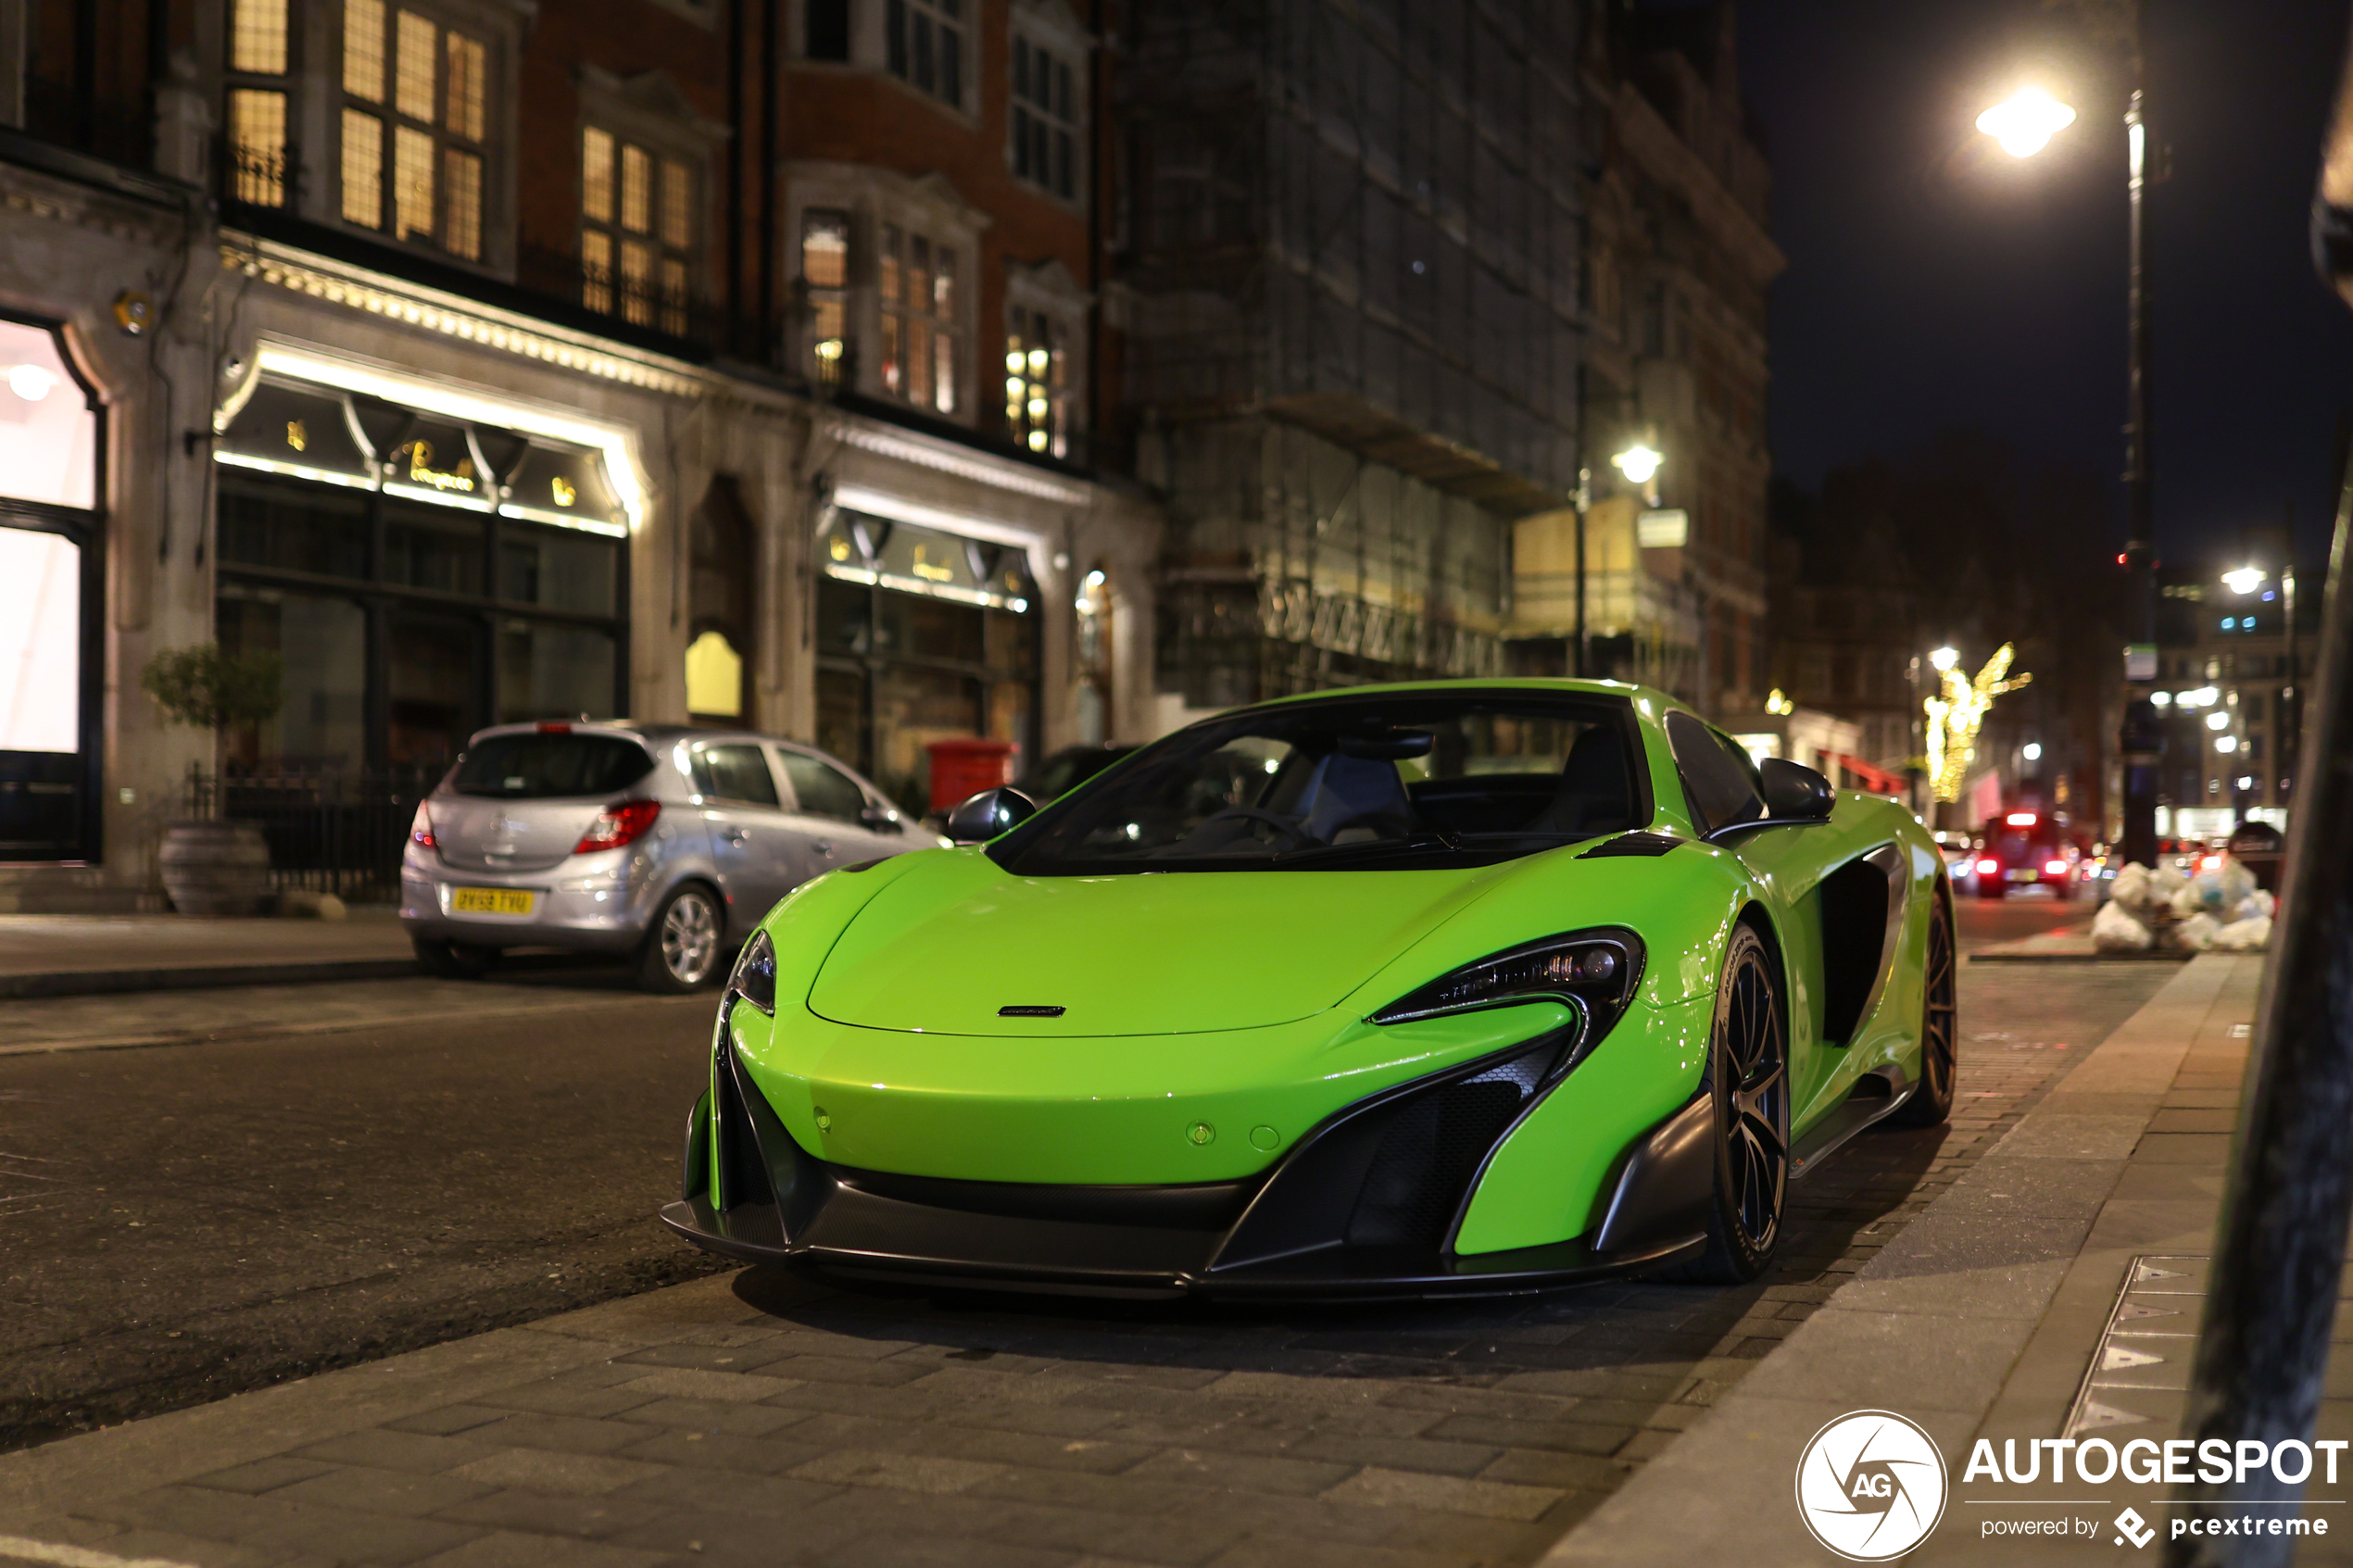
[
  {"xmin": 1005, "ymin": 305, "xmax": 1069, "ymax": 456},
  {"xmin": 1010, "ymin": 36, "xmax": 1076, "ymax": 201},
  {"xmin": 879, "ymin": 225, "xmax": 959, "ymax": 415},
  {"xmin": 341, "ymin": 2, "xmax": 493, "ymax": 260},
  {"xmin": 886, "ymin": 0, "xmax": 963, "ymax": 108},
  {"xmin": 224, "ymin": 0, "xmax": 291, "ymax": 206},
  {"xmin": 580, "ymin": 128, "xmax": 697, "ymax": 333},
  {"xmin": 799, "ymin": 209, "xmax": 849, "ymax": 383}
]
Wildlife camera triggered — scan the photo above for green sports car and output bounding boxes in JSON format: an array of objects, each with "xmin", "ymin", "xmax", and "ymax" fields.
[{"xmin": 661, "ymin": 679, "xmax": 1957, "ymax": 1298}]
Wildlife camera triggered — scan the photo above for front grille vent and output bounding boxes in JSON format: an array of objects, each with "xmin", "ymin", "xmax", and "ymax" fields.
[{"xmin": 1344, "ymin": 1049, "xmax": 1553, "ymax": 1248}]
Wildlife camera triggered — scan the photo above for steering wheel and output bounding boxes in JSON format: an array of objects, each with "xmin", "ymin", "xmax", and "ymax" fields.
[{"xmin": 1193, "ymin": 806, "xmax": 1312, "ymax": 846}]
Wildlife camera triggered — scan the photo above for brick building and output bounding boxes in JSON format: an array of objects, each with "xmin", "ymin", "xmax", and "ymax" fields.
[{"xmin": 0, "ymin": 0, "xmax": 1154, "ymax": 907}]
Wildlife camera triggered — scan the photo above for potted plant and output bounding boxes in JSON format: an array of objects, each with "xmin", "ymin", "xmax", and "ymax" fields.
[{"xmin": 140, "ymin": 643, "xmax": 283, "ymax": 916}]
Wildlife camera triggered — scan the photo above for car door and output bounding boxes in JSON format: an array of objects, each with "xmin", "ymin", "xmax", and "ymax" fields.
[
  {"xmin": 773, "ymin": 745, "xmax": 908, "ymax": 881},
  {"xmin": 687, "ymin": 739, "xmax": 799, "ymax": 931}
]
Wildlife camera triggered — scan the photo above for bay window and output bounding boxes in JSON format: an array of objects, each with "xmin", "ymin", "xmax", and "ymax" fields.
[
  {"xmin": 581, "ymin": 127, "xmax": 697, "ymax": 332},
  {"xmin": 879, "ymin": 224, "xmax": 958, "ymax": 416}
]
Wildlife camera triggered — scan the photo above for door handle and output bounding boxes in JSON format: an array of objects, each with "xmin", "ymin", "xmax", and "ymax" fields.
[
  {"xmin": 812, "ymin": 840, "xmax": 835, "ymax": 856},
  {"xmin": 721, "ymin": 825, "xmax": 748, "ymax": 845}
]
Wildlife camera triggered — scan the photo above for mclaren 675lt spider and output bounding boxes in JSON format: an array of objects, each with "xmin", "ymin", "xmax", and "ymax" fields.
[{"xmin": 661, "ymin": 679, "xmax": 1957, "ymax": 1298}]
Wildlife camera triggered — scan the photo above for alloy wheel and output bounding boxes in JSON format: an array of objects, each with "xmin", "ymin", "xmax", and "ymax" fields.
[
  {"xmin": 1723, "ymin": 947, "xmax": 1788, "ymax": 1252},
  {"xmin": 1919, "ymin": 902, "xmax": 1958, "ymax": 1103},
  {"xmin": 662, "ymin": 891, "xmax": 720, "ymax": 985}
]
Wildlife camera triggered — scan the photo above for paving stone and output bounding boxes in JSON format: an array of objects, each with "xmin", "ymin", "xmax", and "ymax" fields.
[
  {"xmin": 801, "ymin": 1529, "xmax": 1078, "ymax": 1568},
  {"xmin": 409, "ymin": 1529, "xmax": 681, "ymax": 1568},
  {"xmin": 1317, "ymin": 1465, "xmax": 1562, "ymax": 1521},
  {"xmin": 1423, "ymin": 1413, "xmax": 1634, "ymax": 1456},
  {"xmin": 609, "ymin": 1427, "xmax": 833, "ymax": 1476},
  {"xmin": 610, "ymin": 1396, "xmax": 815, "ymax": 1436},
  {"xmin": 430, "ymin": 1489, "xmax": 671, "ymax": 1541},
  {"xmin": 455, "ymin": 1411, "xmax": 661, "ymax": 1456},
  {"xmin": 271, "ymin": 1465, "xmax": 496, "ymax": 1516},
  {"xmin": 386, "ymin": 1406, "xmax": 512, "ymax": 1437},
  {"xmin": 788, "ymin": 1448, "xmax": 1013, "ymax": 1494},
  {"xmin": 614, "ymin": 1342, "xmax": 797, "ymax": 1374},
  {"xmin": 448, "ymin": 1449, "xmax": 674, "ymax": 1497},
  {"xmin": 472, "ymin": 1381, "xmax": 665, "ymax": 1420},
  {"xmin": 615, "ymin": 1367, "xmax": 802, "ymax": 1405},
  {"xmin": 1280, "ymin": 1431, "xmax": 1500, "ymax": 1477},
  {"xmin": 185, "ymin": 1457, "xmax": 338, "ymax": 1495},
  {"xmin": 604, "ymin": 1466, "xmax": 845, "ymax": 1519},
  {"xmin": 293, "ymin": 1429, "xmax": 501, "ymax": 1475},
  {"xmin": 1122, "ymin": 1449, "xmax": 1353, "ymax": 1497}
]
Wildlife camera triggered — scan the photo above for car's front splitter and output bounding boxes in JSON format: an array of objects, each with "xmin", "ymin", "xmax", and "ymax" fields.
[{"xmin": 657, "ymin": 1192, "xmax": 1703, "ymax": 1301}]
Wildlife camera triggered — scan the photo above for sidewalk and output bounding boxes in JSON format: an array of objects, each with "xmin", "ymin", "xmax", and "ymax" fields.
[
  {"xmin": 1542, "ymin": 951, "xmax": 2307, "ymax": 1566},
  {"xmin": 0, "ymin": 911, "xmax": 418, "ymax": 999}
]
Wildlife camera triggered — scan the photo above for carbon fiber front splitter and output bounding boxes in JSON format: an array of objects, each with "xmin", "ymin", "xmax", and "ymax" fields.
[{"xmin": 658, "ymin": 1192, "xmax": 1703, "ymax": 1301}]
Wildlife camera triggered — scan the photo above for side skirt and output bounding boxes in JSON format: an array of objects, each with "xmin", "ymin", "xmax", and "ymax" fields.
[{"xmin": 1788, "ymin": 1064, "xmax": 1914, "ymax": 1181}]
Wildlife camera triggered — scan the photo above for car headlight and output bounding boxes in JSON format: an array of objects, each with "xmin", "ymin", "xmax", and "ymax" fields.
[
  {"xmin": 1370, "ymin": 930, "xmax": 1643, "ymax": 1053},
  {"xmin": 726, "ymin": 928, "xmax": 776, "ymax": 1015}
]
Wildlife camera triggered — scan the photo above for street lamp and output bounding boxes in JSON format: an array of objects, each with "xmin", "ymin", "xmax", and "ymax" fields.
[
  {"xmin": 1977, "ymin": 7, "xmax": 2159, "ymax": 866},
  {"xmin": 1611, "ymin": 444, "xmax": 1662, "ymax": 486},
  {"xmin": 1930, "ymin": 646, "xmax": 1959, "ymax": 673},
  {"xmin": 2221, "ymin": 565, "xmax": 2266, "ymax": 596},
  {"xmin": 1976, "ymin": 88, "xmax": 2078, "ymax": 158}
]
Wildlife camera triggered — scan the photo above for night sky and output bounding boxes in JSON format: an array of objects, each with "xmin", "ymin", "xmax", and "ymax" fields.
[{"xmin": 1732, "ymin": 0, "xmax": 2353, "ymax": 571}]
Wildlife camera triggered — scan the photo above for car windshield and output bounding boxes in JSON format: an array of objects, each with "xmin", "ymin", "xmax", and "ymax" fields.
[
  {"xmin": 451, "ymin": 734, "xmax": 654, "ymax": 798},
  {"xmin": 993, "ymin": 691, "xmax": 1644, "ymax": 874}
]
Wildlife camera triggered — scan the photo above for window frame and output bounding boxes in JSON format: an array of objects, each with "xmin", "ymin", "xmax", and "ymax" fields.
[
  {"xmin": 884, "ymin": 0, "xmax": 966, "ymax": 111},
  {"xmin": 0, "ymin": 310, "xmax": 106, "ymax": 867},
  {"xmin": 330, "ymin": 0, "xmax": 511, "ymax": 268},
  {"xmin": 222, "ymin": 0, "xmax": 296, "ymax": 207},
  {"xmin": 578, "ymin": 124, "xmax": 700, "ymax": 335},
  {"xmin": 1007, "ymin": 31, "xmax": 1079, "ymax": 203}
]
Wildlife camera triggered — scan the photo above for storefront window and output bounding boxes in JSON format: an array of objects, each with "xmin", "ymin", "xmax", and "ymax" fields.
[
  {"xmin": 0, "ymin": 316, "xmax": 100, "ymax": 863},
  {"xmin": 212, "ymin": 375, "xmax": 631, "ymax": 779},
  {"xmin": 813, "ymin": 508, "xmax": 1038, "ymax": 811}
]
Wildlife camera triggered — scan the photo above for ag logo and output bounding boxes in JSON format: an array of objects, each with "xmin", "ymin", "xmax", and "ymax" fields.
[{"xmin": 1794, "ymin": 1410, "xmax": 1949, "ymax": 1561}]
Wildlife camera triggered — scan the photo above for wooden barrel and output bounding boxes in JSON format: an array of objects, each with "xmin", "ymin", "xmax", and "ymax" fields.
[{"xmin": 159, "ymin": 820, "xmax": 271, "ymax": 916}]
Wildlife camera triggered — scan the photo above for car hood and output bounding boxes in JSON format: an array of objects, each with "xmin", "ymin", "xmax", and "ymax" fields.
[{"xmin": 804, "ymin": 848, "xmax": 1526, "ymax": 1035}]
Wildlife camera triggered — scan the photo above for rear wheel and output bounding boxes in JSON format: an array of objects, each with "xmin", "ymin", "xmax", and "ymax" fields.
[
  {"xmin": 1893, "ymin": 895, "xmax": 1958, "ymax": 1128},
  {"xmin": 636, "ymin": 884, "xmax": 724, "ymax": 993},
  {"xmin": 1671, "ymin": 923, "xmax": 1789, "ymax": 1284},
  {"xmin": 412, "ymin": 935, "xmax": 499, "ymax": 978}
]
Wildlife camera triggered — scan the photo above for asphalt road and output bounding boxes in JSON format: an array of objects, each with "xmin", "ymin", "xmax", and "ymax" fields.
[{"xmin": 0, "ymin": 892, "xmax": 2118, "ymax": 1465}]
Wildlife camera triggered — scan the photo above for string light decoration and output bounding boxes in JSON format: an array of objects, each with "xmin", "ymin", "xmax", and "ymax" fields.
[{"xmin": 1923, "ymin": 644, "xmax": 2032, "ymax": 804}]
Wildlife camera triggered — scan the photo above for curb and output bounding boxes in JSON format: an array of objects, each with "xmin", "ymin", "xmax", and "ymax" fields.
[{"xmin": 0, "ymin": 958, "xmax": 422, "ymax": 1000}]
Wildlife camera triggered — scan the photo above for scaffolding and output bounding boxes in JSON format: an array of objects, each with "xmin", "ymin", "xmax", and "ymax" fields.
[{"xmin": 1122, "ymin": 0, "xmax": 1587, "ymax": 707}]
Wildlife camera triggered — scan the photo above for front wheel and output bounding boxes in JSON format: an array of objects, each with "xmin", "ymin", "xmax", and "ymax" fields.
[
  {"xmin": 635, "ymin": 884, "xmax": 724, "ymax": 993},
  {"xmin": 1671, "ymin": 923, "xmax": 1790, "ymax": 1284},
  {"xmin": 1893, "ymin": 894, "xmax": 1958, "ymax": 1128}
]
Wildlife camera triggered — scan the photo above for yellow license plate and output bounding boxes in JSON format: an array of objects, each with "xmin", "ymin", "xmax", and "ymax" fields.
[{"xmin": 449, "ymin": 886, "xmax": 535, "ymax": 916}]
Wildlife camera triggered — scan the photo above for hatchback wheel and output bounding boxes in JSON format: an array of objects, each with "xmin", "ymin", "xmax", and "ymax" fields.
[{"xmin": 637, "ymin": 884, "xmax": 723, "ymax": 993}]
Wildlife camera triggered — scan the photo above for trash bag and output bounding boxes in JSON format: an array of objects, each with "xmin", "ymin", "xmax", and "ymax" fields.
[
  {"xmin": 2212, "ymin": 915, "xmax": 2272, "ymax": 952},
  {"xmin": 2229, "ymin": 895, "xmax": 2271, "ymax": 925},
  {"xmin": 2093, "ymin": 900, "xmax": 2155, "ymax": 952},
  {"xmin": 2171, "ymin": 883, "xmax": 2209, "ymax": 921},
  {"xmin": 2110, "ymin": 863, "xmax": 2156, "ymax": 915},
  {"xmin": 2218, "ymin": 858, "xmax": 2258, "ymax": 909},
  {"xmin": 2173, "ymin": 912, "xmax": 2221, "ymax": 953},
  {"xmin": 2253, "ymin": 889, "xmax": 2278, "ymax": 919},
  {"xmin": 2151, "ymin": 864, "xmax": 2189, "ymax": 902}
]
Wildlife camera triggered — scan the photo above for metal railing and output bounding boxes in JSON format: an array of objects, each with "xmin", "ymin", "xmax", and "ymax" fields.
[
  {"xmin": 186, "ymin": 765, "xmax": 435, "ymax": 903},
  {"xmin": 516, "ymin": 243, "xmax": 718, "ymax": 347}
]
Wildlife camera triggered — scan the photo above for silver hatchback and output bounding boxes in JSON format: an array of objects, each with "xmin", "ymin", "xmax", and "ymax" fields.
[{"xmin": 398, "ymin": 721, "xmax": 942, "ymax": 991}]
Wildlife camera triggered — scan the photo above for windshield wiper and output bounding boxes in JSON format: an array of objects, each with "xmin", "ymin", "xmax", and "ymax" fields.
[{"xmin": 1271, "ymin": 830, "xmax": 1589, "ymax": 868}]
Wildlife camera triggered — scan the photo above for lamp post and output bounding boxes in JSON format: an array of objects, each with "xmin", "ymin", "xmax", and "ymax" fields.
[
  {"xmin": 1574, "ymin": 443, "xmax": 1665, "ymax": 682},
  {"xmin": 1977, "ymin": 0, "xmax": 2159, "ymax": 867}
]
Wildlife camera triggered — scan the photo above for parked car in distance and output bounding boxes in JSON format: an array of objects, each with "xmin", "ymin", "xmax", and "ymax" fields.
[
  {"xmin": 400, "ymin": 721, "xmax": 943, "ymax": 992},
  {"xmin": 1963, "ymin": 810, "xmax": 2078, "ymax": 899},
  {"xmin": 1015, "ymin": 744, "xmax": 1136, "ymax": 802}
]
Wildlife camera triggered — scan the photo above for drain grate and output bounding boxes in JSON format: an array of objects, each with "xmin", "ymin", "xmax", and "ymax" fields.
[{"xmin": 2062, "ymin": 1254, "xmax": 2206, "ymax": 1438}]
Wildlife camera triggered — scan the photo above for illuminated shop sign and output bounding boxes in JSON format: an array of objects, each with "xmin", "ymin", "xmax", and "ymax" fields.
[
  {"xmin": 214, "ymin": 375, "xmax": 630, "ymax": 535},
  {"xmin": 820, "ymin": 510, "xmax": 1032, "ymax": 611}
]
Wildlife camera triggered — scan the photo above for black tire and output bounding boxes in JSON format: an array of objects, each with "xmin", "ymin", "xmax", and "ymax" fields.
[
  {"xmin": 635, "ymin": 883, "xmax": 725, "ymax": 994},
  {"xmin": 412, "ymin": 935, "xmax": 499, "ymax": 978},
  {"xmin": 1893, "ymin": 894, "xmax": 1959, "ymax": 1128},
  {"xmin": 1669, "ymin": 922, "xmax": 1790, "ymax": 1285}
]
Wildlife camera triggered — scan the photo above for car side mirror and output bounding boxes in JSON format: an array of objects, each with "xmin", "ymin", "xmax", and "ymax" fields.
[
  {"xmin": 1759, "ymin": 758, "xmax": 1835, "ymax": 822},
  {"xmin": 861, "ymin": 804, "xmax": 903, "ymax": 834},
  {"xmin": 945, "ymin": 787, "xmax": 1038, "ymax": 845}
]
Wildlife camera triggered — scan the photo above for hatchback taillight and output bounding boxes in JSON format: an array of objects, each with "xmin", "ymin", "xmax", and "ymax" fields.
[
  {"xmin": 2045, "ymin": 859, "xmax": 2069, "ymax": 875},
  {"xmin": 576, "ymin": 799, "xmax": 661, "ymax": 853},
  {"xmin": 1977, "ymin": 859, "xmax": 2000, "ymax": 874},
  {"xmin": 409, "ymin": 802, "xmax": 435, "ymax": 848}
]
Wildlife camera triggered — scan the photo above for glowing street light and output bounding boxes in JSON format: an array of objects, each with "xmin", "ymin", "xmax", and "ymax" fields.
[
  {"xmin": 1977, "ymin": 88, "xmax": 2078, "ymax": 158},
  {"xmin": 2221, "ymin": 566, "xmax": 2266, "ymax": 596},
  {"xmin": 1610, "ymin": 444, "xmax": 1662, "ymax": 485},
  {"xmin": 1930, "ymin": 646, "xmax": 1959, "ymax": 673},
  {"xmin": 2021, "ymin": 742, "xmax": 2043, "ymax": 761}
]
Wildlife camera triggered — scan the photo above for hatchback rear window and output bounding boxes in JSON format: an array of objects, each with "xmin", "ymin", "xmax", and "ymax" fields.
[{"xmin": 451, "ymin": 734, "xmax": 654, "ymax": 798}]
